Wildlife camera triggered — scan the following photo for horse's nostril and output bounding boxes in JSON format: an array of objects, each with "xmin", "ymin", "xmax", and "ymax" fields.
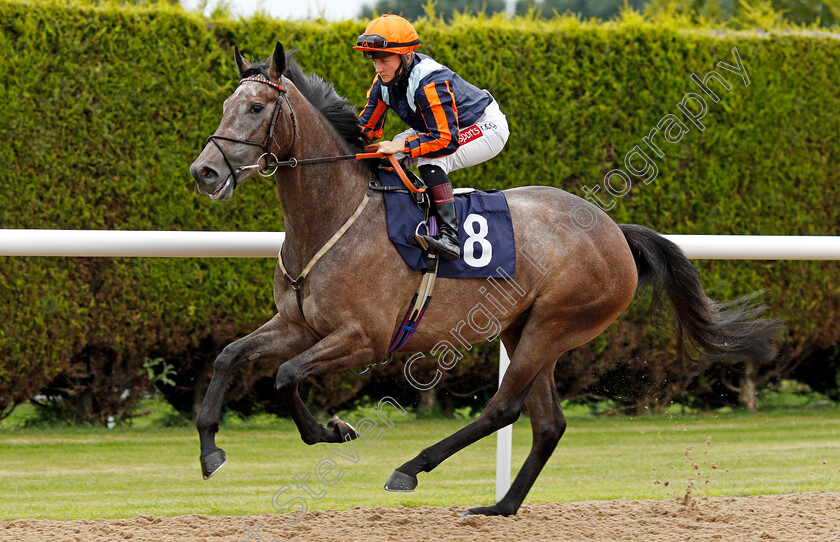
[{"xmin": 201, "ymin": 167, "xmax": 218, "ymax": 181}]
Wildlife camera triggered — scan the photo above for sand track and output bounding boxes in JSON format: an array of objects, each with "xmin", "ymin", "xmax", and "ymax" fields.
[{"xmin": 3, "ymin": 492, "xmax": 838, "ymax": 542}]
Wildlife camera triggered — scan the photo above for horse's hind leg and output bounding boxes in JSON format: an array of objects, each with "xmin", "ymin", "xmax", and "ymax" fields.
[
  {"xmin": 195, "ymin": 315, "xmax": 311, "ymax": 479},
  {"xmin": 464, "ymin": 362, "xmax": 565, "ymax": 516},
  {"xmin": 385, "ymin": 322, "xmax": 564, "ymax": 496}
]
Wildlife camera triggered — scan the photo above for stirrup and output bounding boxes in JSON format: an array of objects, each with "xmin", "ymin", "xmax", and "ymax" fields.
[
  {"xmin": 413, "ymin": 218, "xmax": 434, "ymax": 250},
  {"xmin": 416, "ymin": 234, "xmax": 460, "ymax": 261},
  {"xmin": 412, "ymin": 233, "xmax": 430, "ymax": 251}
]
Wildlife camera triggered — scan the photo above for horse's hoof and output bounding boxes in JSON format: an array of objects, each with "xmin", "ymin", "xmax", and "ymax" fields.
[
  {"xmin": 327, "ymin": 417, "xmax": 359, "ymax": 441},
  {"xmin": 461, "ymin": 504, "xmax": 506, "ymax": 517},
  {"xmin": 200, "ymin": 449, "xmax": 227, "ymax": 480},
  {"xmin": 384, "ymin": 470, "xmax": 417, "ymax": 492}
]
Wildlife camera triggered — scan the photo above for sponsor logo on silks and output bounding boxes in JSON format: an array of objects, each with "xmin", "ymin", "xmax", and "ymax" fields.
[
  {"xmin": 480, "ymin": 121, "xmax": 497, "ymax": 131},
  {"xmin": 458, "ymin": 125, "xmax": 483, "ymax": 145}
]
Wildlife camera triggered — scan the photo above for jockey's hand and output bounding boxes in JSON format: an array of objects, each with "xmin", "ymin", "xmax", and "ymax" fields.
[{"xmin": 376, "ymin": 140, "xmax": 405, "ymax": 155}]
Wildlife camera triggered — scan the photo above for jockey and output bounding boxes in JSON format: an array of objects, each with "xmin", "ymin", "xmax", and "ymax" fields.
[{"xmin": 355, "ymin": 14, "xmax": 509, "ymax": 261}]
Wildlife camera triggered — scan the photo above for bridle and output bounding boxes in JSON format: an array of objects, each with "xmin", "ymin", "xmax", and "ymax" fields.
[
  {"xmin": 201, "ymin": 73, "xmax": 423, "ymax": 191},
  {"xmin": 203, "ymin": 73, "xmax": 298, "ymax": 187}
]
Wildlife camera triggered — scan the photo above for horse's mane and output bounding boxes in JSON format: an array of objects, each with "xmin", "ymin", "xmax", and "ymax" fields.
[{"xmin": 241, "ymin": 53, "xmax": 368, "ymax": 155}]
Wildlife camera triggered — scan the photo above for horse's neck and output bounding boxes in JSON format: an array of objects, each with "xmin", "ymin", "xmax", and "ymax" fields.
[{"xmin": 275, "ymin": 104, "xmax": 371, "ymax": 274}]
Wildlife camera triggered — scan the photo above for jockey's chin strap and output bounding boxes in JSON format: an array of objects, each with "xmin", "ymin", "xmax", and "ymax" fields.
[{"xmin": 204, "ymin": 74, "xmax": 298, "ymax": 188}]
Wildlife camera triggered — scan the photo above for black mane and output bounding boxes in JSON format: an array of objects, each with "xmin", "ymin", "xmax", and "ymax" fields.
[{"xmin": 241, "ymin": 53, "xmax": 367, "ymax": 153}]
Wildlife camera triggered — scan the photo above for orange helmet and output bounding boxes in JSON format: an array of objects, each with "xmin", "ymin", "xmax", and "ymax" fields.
[{"xmin": 354, "ymin": 14, "xmax": 420, "ymax": 57}]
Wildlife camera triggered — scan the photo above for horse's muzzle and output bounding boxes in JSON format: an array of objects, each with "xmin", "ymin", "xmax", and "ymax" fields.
[{"xmin": 190, "ymin": 161, "xmax": 233, "ymax": 200}]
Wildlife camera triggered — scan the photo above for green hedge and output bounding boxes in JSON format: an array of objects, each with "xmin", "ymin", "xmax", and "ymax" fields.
[{"xmin": 1, "ymin": 1, "xmax": 838, "ymax": 419}]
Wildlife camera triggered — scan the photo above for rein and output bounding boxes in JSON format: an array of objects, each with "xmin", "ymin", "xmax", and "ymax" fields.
[
  {"xmin": 204, "ymin": 74, "xmax": 422, "ymax": 194},
  {"xmin": 273, "ymin": 149, "xmax": 423, "ymax": 194}
]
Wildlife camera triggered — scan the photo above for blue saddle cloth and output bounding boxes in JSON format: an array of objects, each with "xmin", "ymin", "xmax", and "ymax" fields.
[{"xmin": 378, "ymin": 169, "xmax": 516, "ymax": 279}]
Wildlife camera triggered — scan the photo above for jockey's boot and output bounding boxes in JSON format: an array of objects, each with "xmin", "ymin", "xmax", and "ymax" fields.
[{"xmin": 413, "ymin": 165, "xmax": 461, "ymax": 261}]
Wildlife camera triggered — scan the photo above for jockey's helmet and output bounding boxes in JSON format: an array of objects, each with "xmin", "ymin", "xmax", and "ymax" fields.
[{"xmin": 354, "ymin": 14, "xmax": 421, "ymax": 59}]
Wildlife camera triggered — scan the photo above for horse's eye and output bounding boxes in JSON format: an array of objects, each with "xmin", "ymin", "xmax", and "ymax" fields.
[{"xmin": 250, "ymin": 103, "xmax": 264, "ymax": 113}]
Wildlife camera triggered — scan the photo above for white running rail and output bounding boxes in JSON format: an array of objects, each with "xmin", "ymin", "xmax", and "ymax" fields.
[{"xmin": 2, "ymin": 231, "xmax": 840, "ymax": 259}]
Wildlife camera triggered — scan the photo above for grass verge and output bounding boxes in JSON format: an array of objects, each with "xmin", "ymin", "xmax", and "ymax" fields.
[{"xmin": 0, "ymin": 405, "xmax": 838, "ymax": 520}]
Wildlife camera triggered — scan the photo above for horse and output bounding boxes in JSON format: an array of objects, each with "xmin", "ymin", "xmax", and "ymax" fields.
[{"xmin": 189, "ymin": 42, "xmax": 781, "ymax": 517}]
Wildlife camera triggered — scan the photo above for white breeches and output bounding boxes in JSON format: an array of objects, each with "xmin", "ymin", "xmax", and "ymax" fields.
[{"xmin": 393, "ymin": 100, "xmax": 509, "ymax": 175}]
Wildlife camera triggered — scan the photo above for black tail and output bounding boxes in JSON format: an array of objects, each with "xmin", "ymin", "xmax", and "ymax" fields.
[{"xmin": 619, "ymin": 224, "xmax": 783, "ymax": 362}]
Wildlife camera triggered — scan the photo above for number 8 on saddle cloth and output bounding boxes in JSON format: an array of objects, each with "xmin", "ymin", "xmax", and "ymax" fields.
[{"xmin": 376, "ymin": 169, "xmax": 516, "ymax": 279}]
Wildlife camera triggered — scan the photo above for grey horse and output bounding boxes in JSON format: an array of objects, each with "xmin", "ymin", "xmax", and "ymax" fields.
[{"xmin": 189, "ymin": 43, "xmax": 781, "ymax": 517}]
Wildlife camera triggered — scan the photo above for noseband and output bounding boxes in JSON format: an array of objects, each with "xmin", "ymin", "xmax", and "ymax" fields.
[{"xmin": 204, "ymin": 74, "xmax": 298, "ymax": 187}]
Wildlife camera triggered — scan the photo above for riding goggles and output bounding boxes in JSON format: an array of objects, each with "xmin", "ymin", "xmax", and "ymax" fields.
[
  {"xmin": 357, "ymin": 33, "xmax": 389, "ymax": 49},
  {"xmin": 356, "ymin": 33, "xmax": 421, "ymax": 49}
]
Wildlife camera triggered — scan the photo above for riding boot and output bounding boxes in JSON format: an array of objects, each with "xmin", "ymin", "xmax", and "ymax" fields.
[{"xmin": 413, "ymin": 165, "xmax": 461, "ymax": 261}]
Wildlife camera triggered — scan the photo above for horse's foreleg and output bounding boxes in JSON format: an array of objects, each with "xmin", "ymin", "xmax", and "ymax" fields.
[
  {"xmin": 279, "ymin": 384, "xmax": 359, "ymax": 445},
  {"xmin": 196, "ymin": 314, "xmax": 310, "ymax": 479},
  {"xmin": 273, "ymin": 321, "xmax": 383, "ymax": 444},
  {"xmin": 464, "ymin": 363, "xmax": 566, "ymax": 517}
]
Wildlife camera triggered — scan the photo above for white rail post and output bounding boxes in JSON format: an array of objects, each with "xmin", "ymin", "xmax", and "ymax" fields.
[{"xmin": 496, "ymin": 341, "xmax": 512, "ymax": 502}]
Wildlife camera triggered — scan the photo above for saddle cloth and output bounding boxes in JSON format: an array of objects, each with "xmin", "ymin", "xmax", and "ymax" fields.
[{"xmin": 378, "ymin": 169, "xmax": 516, "ymax": 279}]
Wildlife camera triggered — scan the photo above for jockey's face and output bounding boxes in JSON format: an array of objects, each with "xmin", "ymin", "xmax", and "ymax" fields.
[{"xmin": 373, "ymin": 54, "xmax": 403, "ymax": 84}]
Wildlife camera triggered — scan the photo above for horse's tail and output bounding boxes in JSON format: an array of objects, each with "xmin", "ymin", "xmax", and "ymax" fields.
[{"xmin": 619, "ymin": 224, "xmax": 783, "ymax": 362}]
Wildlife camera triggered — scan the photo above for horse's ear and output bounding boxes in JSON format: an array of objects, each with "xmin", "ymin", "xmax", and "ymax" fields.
[
  {"xmin": 234, "ymin": 46, "xmax": 252, "ymax": 78},
  {"xmin": 268, "ymin": 42, "xmax": 286, "ymax": 81}
]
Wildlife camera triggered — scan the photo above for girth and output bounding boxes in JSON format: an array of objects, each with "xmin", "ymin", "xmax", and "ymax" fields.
[{"xmin": 277, "ymin": 179, "xmax": 440, "ymax": 374}]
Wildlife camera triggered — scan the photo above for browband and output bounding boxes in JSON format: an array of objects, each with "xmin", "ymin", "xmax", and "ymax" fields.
[{"xmin": 240, "ymin": 74, "xmax": 284, "ymax": 93}]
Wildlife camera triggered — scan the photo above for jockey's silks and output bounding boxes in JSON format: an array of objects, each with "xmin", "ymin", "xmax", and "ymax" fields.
[{"xmin": 359, "ymin": 53, "xmax": 493, "ymax": 159}]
